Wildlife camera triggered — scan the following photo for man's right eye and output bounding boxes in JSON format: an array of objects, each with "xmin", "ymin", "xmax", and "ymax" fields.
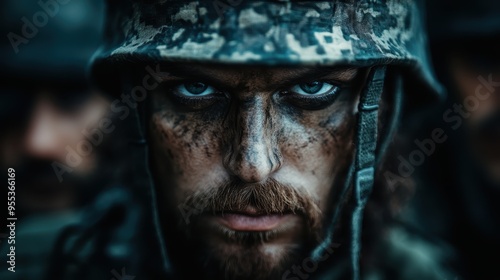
[
  {"xmin": 167, "ymin": 81, "xmax": 226, "ymax": 110},
  {"xmin": 176, "ymin": 82, "xmax": 218, "ymax": 97}
]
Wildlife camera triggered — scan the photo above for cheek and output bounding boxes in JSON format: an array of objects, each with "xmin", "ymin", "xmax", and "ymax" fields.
[
  {"xmin": 276, "ymin": 102, "xmax": 356, "ymax": 211},
  {"xmin": 149, "ymin": 110, "xmax": 227, "ymax": 197}
]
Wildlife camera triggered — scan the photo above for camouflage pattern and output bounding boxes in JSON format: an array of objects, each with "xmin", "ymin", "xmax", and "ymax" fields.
[{"xmin": 92, "ymin": 0, "xmax": 441, "ymax": 98}]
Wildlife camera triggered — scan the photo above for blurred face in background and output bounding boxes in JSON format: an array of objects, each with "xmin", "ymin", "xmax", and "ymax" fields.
[
  {"xmin": 446, "ymin": 39, "xmax": 500, "ymax": 183},
  {"xmin": 0, "ymin": 83, "xmax": 110, "ymax": 216}
]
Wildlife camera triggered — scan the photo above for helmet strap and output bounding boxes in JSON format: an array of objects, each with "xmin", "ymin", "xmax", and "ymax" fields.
[
  {"xmin": 350, "ymin": 65, "xmax": 386, "ymax": 280},
  {"xmin": 311, "ymin": 66, "xmax": 393, "ymax": 279},
  {"xmin": 131, "ymin": 103, "xmax": 174, "ymax": 277}
]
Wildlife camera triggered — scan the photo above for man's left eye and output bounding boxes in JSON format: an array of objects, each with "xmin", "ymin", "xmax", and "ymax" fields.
[
  {"xmin": 176, "ymin": 82, "xmax": 217, "ymax": 96},
  {"xmin": 290, "ymin": 82, "xmax": 337, "ymax": 95}
]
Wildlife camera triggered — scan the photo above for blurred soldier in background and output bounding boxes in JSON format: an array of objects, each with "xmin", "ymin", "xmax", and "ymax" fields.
[
  {"xmin": 0, "ymin": 0, "xmax": 108, "ymax": 217},
  {"xmin": 401, "ymin": 0, "xmax": 500, "ymax": 278},
  {"xmin": 0, "ymin": 0, "xmax": 121, "ymax": 278}
]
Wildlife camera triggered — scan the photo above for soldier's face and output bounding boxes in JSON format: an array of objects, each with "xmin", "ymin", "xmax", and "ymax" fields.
[
  {"xmin": 147, "ymin": 64, "xmax": 367, "ymax": 279},
  {"xmin": 0, "ymin": 90, "xmax": 109, "ymax": 214}
]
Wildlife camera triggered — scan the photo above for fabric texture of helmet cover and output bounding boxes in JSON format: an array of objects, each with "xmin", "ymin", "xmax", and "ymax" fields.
[{"xmin": 91, "ymin": 0, "xmax": 443, "ymax": 100}]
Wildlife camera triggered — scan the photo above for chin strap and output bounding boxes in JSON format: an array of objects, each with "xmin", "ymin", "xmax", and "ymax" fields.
[
  {"xmin": 133, "ymin": 102, "xmax": 174, "ymax": 278},
  {"xmin": 311, "ymin": 66, "xmax": 390, "ymax": 280},
  {"xmin": 351, "ymin": 66, "xmax": 386, "ymax": 280}
]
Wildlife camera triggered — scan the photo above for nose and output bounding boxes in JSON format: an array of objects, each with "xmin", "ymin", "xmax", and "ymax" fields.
[
  {"xmin": 24, "ymin": 100, "xmax": 63, "ymax": 160},
  {"xmin": 223, "ymin": 97, "xmax": 282, "ymax": 183}
]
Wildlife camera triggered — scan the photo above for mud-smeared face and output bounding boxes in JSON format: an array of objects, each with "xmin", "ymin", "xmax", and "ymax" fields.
[{"xmin": 147, "ymin": 63, "xmax": 367, "ymax": 279}]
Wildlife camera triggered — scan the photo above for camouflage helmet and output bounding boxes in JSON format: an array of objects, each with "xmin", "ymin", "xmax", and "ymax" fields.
[
  {"xmin": 91, "ymin": 0, "xmax": 441, "ymax": 100},
  {"xmin": 90, "ymin": 1, "xmax": 442, "ymax": 279}
]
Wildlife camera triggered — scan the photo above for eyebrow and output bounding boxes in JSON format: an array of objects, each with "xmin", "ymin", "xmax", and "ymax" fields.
[
  {"xmin": 152, "ymin": 64, "xmax": 360, "ymax": 87},
  {"xmin": 276, "ymin": 66, "xmax": 359, "ymax": 84}
]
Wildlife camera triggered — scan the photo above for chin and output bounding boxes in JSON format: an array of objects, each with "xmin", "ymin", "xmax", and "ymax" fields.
[
  {"xmin": 200, "ymin": 241, "xmax": 303, "ymax": 280},
  {"xmin": 187, "ymin": 214, "xmax": 314, "ymax": 280}
]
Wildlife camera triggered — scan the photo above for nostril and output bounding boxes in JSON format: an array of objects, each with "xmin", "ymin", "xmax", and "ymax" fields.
[
  {"xmin": 239, "ymin": 161, "xmax": 272, "ymax": 183},
  {"xmin": 224, "ymin": 148, "xmax": 274, "ymax": 183},
  {"xmin": 271, "ymin": 146, "xmax": 283, "ymax": 170}
]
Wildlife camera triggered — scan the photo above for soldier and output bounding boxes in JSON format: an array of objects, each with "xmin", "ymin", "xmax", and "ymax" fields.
[
  {"xmin": 0, "ymin": 0, "xmax": 119, "ymax": 278},
  {"xmin": 0, "ymin": 0, "xmax": 109, "ymax": 217},
  {"xmin": 84, "ymin": 0, "xmax": 454, "ymax": 279},
  {"xmin": 401, "ymin": 0, "xmax": 500, "ymax": 279}
]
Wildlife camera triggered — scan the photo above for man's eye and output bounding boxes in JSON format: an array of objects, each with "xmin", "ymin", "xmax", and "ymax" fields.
[
  {"xmin": 168, "ymin": 81, "xmax": 226, "ymax": 110},
  {"xmin": 279, "ymin": 81, "xmax": 341, "ymax": 110},
  {"xmin": 291, "ymin": 82, "xmax": 337, "ymax": 95},
  {"xmin": 176, "ymin": 82, "xmax": 217, "ymax": 96}
]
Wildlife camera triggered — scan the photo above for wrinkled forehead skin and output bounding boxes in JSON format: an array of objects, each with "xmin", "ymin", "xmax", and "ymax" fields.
[{"xmin": 99, "ymin": 0, "xmax": 424, "ymax": 66}]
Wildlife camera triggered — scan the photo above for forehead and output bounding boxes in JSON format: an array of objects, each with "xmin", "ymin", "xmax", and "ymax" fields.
[{"xmin": 152, "ymin": 63, "xmax": 360, "ymax": 87}]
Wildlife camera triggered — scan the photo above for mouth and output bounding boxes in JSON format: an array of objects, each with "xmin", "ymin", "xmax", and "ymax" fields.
[
  {"xmin": 207, "ymin": 206, "xmax": 298, "ymax": 232},
  {"xmin": 188, "ymin": 205, "xmax": 309, "ymax": 248},
  {"xmin": 216, "ymin": 212, "xmax": 294, "ymax": 232}
]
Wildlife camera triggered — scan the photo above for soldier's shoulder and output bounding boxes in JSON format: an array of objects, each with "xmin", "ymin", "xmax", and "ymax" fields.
[{"xmin": 365, "ymin": 225, "xmax": 458, "ymax": 280}]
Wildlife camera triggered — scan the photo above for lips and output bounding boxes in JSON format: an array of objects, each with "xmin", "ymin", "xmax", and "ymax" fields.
[
  {"xmin": 214, "ymin": 207, "xmax": 293, "ymax": 231},
  {"xmin": 217, "ymin": 213, "xmax": 292, "ymax": 231}
]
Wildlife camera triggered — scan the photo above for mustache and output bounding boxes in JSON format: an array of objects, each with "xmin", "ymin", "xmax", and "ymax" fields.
[{"xmin": 179, "ymin": 178, "xmax": 322, "ymax": 229}]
